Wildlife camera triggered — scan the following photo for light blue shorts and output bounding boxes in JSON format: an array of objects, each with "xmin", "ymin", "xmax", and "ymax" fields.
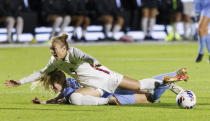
[
  {"xmin": 201, "ymin": 7, "xmax": 210, "ymax": 18},
  {"xmin": 114, "ymin": 90, "xmax": 135, "ymax": 104}
]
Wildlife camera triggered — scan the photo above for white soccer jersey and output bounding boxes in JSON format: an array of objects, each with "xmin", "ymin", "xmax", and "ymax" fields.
[
  {"xmin": 20, "ymin": 47, "xmax": 123, "ymax": 93},
  {"xmin": 20, "ymin": 47, "xmax": 100, "ymax": 84}
]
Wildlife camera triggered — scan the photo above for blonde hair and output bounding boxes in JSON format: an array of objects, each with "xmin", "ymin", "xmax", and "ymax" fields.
[
  {"xmin": 32, "ymin": 70, "xmax": 66, "ymax": 90},
  {"xmin": 51, "ymin": 33, "xmax": 69, "ymax": 50}
]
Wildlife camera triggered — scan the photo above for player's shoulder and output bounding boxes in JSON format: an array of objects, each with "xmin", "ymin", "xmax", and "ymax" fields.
[{"xmin": 66, "ymin": 78, "xmax": 75, "ymax": 82}]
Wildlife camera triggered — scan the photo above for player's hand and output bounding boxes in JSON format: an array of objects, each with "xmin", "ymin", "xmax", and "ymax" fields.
[
  {"xmin": 90, "ymin": 64, "xmax": 102, "ymax": 69},
  {"xmin": 95, "ymin": 64, "xmax": 102, "ymax": 68},
  {"xmin": 32, "ymin": 97, "xmax": 41, "ymax": 104},
  {"xmin": 5, "ymin": 80, "xmax": 21, "ymax": 87}
]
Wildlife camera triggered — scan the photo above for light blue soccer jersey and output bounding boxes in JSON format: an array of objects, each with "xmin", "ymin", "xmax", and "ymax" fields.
[{"xmin": 61, "ymin": 78, "xmax": 81, "ymax": 103}]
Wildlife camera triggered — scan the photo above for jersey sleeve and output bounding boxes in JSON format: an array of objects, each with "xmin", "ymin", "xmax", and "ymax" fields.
[
  {"xmin": 71, "ymin": 47, "xmax": 100, "ymax": 65},
  {"xmin": 20, "ymin": 56, "xmax": 56, "ymax": 84}
]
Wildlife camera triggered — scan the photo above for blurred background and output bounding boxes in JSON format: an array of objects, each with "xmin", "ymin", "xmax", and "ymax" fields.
[{"xmin": 0, "ymin": 0, "xmax": 198, "ymax": 43}]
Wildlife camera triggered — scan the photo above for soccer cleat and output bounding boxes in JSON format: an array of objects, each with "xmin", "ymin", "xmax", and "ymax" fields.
[
  {"xmin": 29, "ymin": 37, "xmax": 37, "ymax": 44},
  {"xmin": 176, "ymin": 68, "xmax": 187, "ymax": 76},
  {"xmin": 163, "ymin": 68, "xmax": 188, "ymax": 84},
  {"xmin": 108, "ymin": 95, "xmax": 120, "ymax": 106},
  {"xmin": 195, "ymin": 54, "xmax": 203, "ymax": 62}
]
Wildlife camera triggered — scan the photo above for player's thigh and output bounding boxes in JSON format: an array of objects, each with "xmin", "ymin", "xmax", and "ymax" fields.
[
  {"xmin": 119, "ymin": 76, "xmax": 140, "ymax": 91},
  {"xmin": 134, "ymin": 94, "xmax": 150, "ymax": 104}
]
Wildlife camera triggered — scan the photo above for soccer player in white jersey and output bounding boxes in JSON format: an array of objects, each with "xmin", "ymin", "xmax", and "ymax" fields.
[
  {"xmin": 5, "ymin": 33, "xmax": 188, "ymax": 95},
  {"xmin": 194, "ymin": 0, "xmax": 210, "ymax": 62},
  {"xmin": 31, "ymin": 70, "xmax": 184, "ymax": 105}
]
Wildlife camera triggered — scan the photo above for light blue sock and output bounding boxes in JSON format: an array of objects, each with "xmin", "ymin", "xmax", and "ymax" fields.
[
  {"xmin": 205, "ymin": 35, "xmax": 210, "ymax": 54},
  {"xmin": 198, "ymin": 35, "xmax": 207, "ymax": 54},
  {"xmin": 150, "ymin": 72, "xmax": 177, "ymax": 102}
]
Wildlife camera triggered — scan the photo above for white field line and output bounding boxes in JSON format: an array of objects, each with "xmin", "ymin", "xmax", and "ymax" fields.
[
  {"xmin": 105, "ymin": 57, "xmax": 193, "ymax": 62},
  {"xmin": 0, "ymin": 41, "xmax": 196, "ymax": 48}
]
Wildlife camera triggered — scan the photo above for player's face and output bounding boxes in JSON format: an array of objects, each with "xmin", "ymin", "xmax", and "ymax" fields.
[
  {"xmin": 50, "ymin": 42, "xmax": 67, "ymax": 60},
  {"xmin": 51, "ymin": 82, "xmax": 63, "ymax": 93}
]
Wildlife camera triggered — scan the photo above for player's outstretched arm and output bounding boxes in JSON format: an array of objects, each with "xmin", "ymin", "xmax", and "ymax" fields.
[
  {"xmin": 5, "ymin": 80, "xmax": 21, "ymax": 87},
  {"xmin": 32, "ymin": 93, "xmax": 65, "ymax": 104}
]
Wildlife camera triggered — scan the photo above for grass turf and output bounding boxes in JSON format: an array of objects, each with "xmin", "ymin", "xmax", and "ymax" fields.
[{"xmin": 0, "ymin": 43, "xmax": 210, "ymax": 121}]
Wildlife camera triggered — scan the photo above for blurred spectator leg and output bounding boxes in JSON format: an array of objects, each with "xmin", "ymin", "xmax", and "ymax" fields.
[
  {"xmin": 81, "ymin": 16, "xmax": 90, "ymax": 42},
  {"xmin": 60, "ymin": 15, "xmax": 71, "ymax": 33},
  {"xmin": 112, "ymin": 16, "xmax": 124, "ymax": 40},
  {"xmin": 174, "ymin": 13, "xmax": 182, "ymax": 41},
  {"xmin": 6, "ymin": 16, "xmax": 15, "ymax": 43},
  {"xmin": 99, "ymin": 15, "xmax": 113, "ymax": 39},
  {"xmin": 48, "ymin": 15, "xmax": 63, "ymax": 39},
  {"xmin": 72, "ymin": 16, "xmax": 84, "ymax": 42},
  {"xmin": 16, "ymin": 16, "xmax": 24, "ymax": 43},
  {"xmin": 183, "ymin": 15, "xmax": 191, "ymax": 40},
  {"xmin": 148, "ymin": 8, "xmax": 157, "ymax": 40},
  {"xmin": 142, "ymin": 8, "xmax": 149, "ymax": 40}
]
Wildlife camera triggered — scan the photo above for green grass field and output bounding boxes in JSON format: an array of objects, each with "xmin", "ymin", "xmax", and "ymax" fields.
[{"xmin": 0, "ymin": 43, "xmax": 210, "ymax": 121}]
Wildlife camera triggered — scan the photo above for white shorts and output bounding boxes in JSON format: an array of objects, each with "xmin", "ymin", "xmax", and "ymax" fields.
[{"xmin": 75, "ymin": 63, "xmax": 123, "ymax": 93}]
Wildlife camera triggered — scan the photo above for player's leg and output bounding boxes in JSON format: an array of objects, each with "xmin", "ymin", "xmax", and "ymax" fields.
[
  {"xmin": 202, "ymin": 8, "xmax": 210, "ymax": 62},
  {"xmin": 196, "ymin": 16, "xmax": 208, "ymax": 62},
  {"xmin": 70, "ymin": 87, "xmax": 109, "ymax": 105},
  {"xmin": 195, "ymin": 8, "xmax": 210, "ymax": 62},
  {"xmin": 118, "ymin": 68, "xmax": 187, "ymax": 91},
  {"xmin": 112, "ymin": 90, "xmax": 150, "ymax": 104},
  {"xmin": 149, "ymin": 68, "xmax": 187, "ymax": 102}
]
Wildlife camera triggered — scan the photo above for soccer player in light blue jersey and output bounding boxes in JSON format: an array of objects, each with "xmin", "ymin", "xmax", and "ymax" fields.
[
  {"xmin": 32, "ymin": 69, "xmax": 185, "ymax": 105},
  {"xmin": 194, "ymin": 0, "xmax": 210, "ymax": 62}
]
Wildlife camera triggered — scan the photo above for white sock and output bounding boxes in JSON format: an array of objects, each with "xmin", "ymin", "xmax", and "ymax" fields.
[
  {"xmin": 139, "ymin": 78, "xmax": 163, "ymax": 90},
  {"xmin": 16, "ymin": 17, "xmax": 24, "ymax": 41},
  {"xmin": 174, "ymin": 22, "xmax": 179, "ymax": 34},
  {"xmin": 184, "ymin": 22, "xmax": 190, "ymax": 38},
  {"xmin": 112, "ymin": 25, "xmax": 121, "ymax": 38},
  {"xmin": 149, "ymin": 18, "xmax": 156, "ymax": 36},
  {"xmin": 60, "ymin": 16, "xmax": 71, "ymax": 33},
  {"xmin": 72, "ymin": 27, "xmax": 78, "ymax": 36},
  {"xmin": 70, "ymin": 93, "xmax": 109, "ymax": 105},
  {"xmin": 105, "ymin": 24, "xmax": 112, "ymax": 37},
  {"xmin": 6, "ymin": 16, "xmax": 15, "ymax": 42},
  {"xmin": 168, "ymin": 83, "xmax": 183, "ymax": 95},
  {"xmin": 82, "ymin": 29, "xmax": 87, "ymax": 38},
  {"xmin": 142, "ymin": 17, "xmax": 148, "ymax": 36},
  {"xmin": 51, "ymin": 17, "xmax": 63, "ymax": 36}
]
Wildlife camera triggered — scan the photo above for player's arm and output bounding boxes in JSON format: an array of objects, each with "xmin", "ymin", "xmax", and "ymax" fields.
[
  {"xmin": 71, "ymin": 47, "xmax": 101, "ymax": 67},
  {"xmin": 5, "ymin": 57, "xmax": 56, "ymax": 87},
  {"xmin": 32, "ymin": 93, "xmax": 65, "ymax": 104}
]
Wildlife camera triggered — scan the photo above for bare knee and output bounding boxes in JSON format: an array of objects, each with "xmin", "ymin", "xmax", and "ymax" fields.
[
  {"xmin": 116, "ymin": 16, "xmax": 124, "ymax": 26},
  {"xmin": 6, "ymin": 16, "xmax": 15, "ymax": 24},
  {"xmin": 198, "ymin": 23, "xmax": 208, "ymax": 36}
]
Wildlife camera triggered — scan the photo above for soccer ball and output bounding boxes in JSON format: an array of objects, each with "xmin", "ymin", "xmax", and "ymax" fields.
[{"xmin": 176, "ymin": 90, "xmax": 196, "ymax": 109}]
